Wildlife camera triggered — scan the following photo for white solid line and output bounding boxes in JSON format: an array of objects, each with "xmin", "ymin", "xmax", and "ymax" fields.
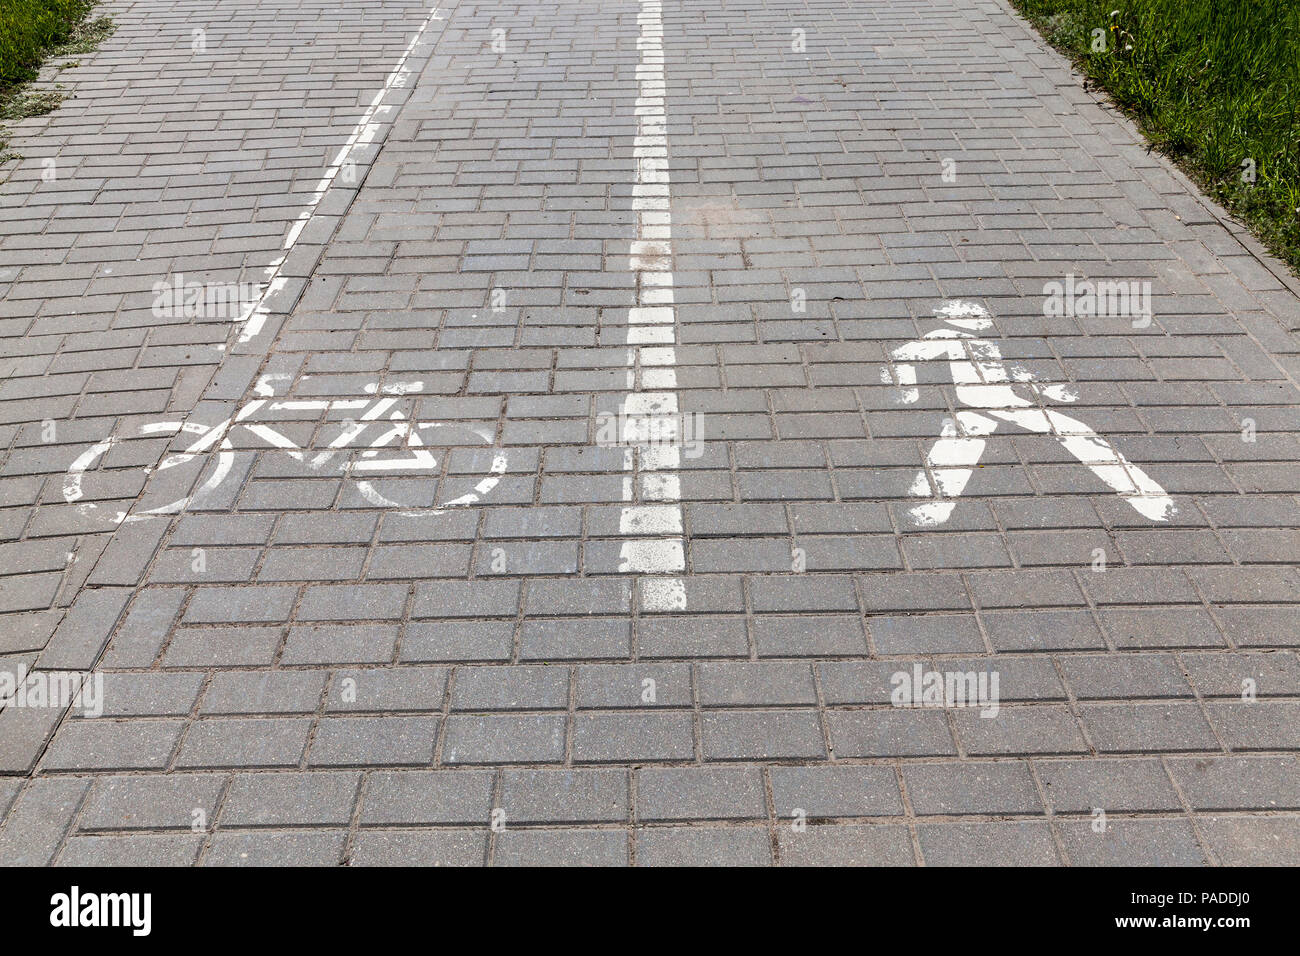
[{"xmin": 235, "ymin": 6, "xmax": 444, "ymax": 345}]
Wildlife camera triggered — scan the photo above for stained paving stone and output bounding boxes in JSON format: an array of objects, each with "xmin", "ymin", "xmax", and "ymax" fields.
[{"xmin": 0, "ymin": 0, "xmax": 1297, "ymax": 867}]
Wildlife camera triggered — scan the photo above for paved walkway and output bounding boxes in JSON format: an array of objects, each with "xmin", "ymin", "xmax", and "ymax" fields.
[{"xmin": 0, "ymin": 0, "xmax": 1298, "ymax": 865}]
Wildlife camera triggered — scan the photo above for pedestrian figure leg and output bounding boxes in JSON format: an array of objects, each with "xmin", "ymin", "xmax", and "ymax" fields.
[
  {"xmin": 989, "ymin": 407, "xmax": 1174, "ymax": 520},
  {"xmin": 907, "ymin": 410, "xmax": 999, "ymax": 526}
]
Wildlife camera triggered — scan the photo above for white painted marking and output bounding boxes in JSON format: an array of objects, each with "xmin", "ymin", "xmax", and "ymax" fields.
[
  {"xmin": 235, "ymin": 7, "xmax": 444, "ymax": 344},
  {"xmin": 892, "ymin": 300, "xmax": 1177, "ymax": 526},
  {"xmin": 617, "ymin": 0, "xmax": 687, "ymax": 611}
]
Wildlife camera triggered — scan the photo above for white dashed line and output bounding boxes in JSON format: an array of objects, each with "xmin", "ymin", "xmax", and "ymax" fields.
[{"xmin": 618, "ymin": 0, "xmax": 687, "ymax": 612}]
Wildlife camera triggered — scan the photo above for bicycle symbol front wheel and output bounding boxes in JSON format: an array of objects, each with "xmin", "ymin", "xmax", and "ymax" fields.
[{"xmin": 348, "ymin": 420, "xmax": 508, "ymax": 512}]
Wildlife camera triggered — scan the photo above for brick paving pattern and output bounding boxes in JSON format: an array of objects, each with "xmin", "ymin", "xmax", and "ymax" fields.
[{"xmin": 0, "ymin": 0, "xmax": 1297, "ymax": 865}]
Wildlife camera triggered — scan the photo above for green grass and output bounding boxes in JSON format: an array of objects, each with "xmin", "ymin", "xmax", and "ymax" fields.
[
  {"xmin": 0, "ymin": 0, "xmax": 111, "ymax": 161},
  {"xmin": 1011, "ymin": 0, "xmax": 1300, "ymax": 277},
  {"xmin": 1, "ymin": 0, "xmax": 95, "ymax": 87}
]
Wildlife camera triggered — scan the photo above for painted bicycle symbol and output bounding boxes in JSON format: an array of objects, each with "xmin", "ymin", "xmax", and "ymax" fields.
[{"xmin": 63, "ymin": 375, "xmax": 508, "ymax": 523}]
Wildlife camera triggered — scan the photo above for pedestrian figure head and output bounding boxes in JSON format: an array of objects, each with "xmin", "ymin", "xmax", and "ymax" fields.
[{"xmin": 933, "ymin": 300, "xmax": 993, "ymax": 332}]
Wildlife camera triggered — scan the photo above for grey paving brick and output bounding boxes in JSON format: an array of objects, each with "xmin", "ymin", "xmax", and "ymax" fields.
[
  {"xmin": 575, "ymin": 663, "xmax": 692, "ymax": 709},
  {"xmin": 499, "ymin": 769, "xmax": 628, "ymax": 824},
  {"xmin": 1078, "ymin": 702, "xmax": 1219, "ymax": 753},
  {"xmin": 1168, "ymin": 755, "xmax": 1300, "ymax": 810},
  {"xmin": 1060, "ymin": 654, "xmax": 1193, "ymax": 700},
  {"xmin": 573, "ymin": 711, "xmax": 694, "ymax": 763},
  {"xmin": 1206, "ymin": 700, "xmax": 1300, "ymax": 750},
  {"xmin": 778, "ymin": 825, "xmax": 915, "ymax": 866},
  {"xmin": 636, "ymin": 826, "xmax": 772, "ymax": 866},
  {"xmin": 37, "ymin": 588, "xmax": 132, "ymax": 670},
  {"xmin": 770, "ymin": 765, "xmax": 904, "ymax": 819},
  {"xmin": 175, "ymin": 718, "xmax": 311, "ymax": 769},
  {"xmin": 350, "ymin": 829, "xmax": 486, "ymax": 867},
  {"xmin": 1198, "ymin": 815, "xmax": 1300, "ymax": 865},
  {"xmin": 0, "ymin": 777, "xmax": 89, "ymax": 865},
  {"xmin": 493, "ymin": 828, "xmax": 629, "ymax": 866},
  {"xmin": 452, "ymin": 664, "xmax": 569, "ymax": 711},
  {"xmin": 201, "ymin": 670, "xmax": 328, "ymax": 715},
  {"xmin": 442, "ymin": 713, "xmax": 567, "ymax": 765},
  {"xmin": 43, "ymin": 718, "xmax": 185, "ymax": 771},
  {"xmin": 698, "ymin": 661, "xmax": 816, "ymax": 707},
  {"xmin": 1181, "ymin": 652, "xmax": 1300, "ymax": 697},
  {"xmin": 869, "ymin": 614, "xmax": 986, "ymax": 655},
  {"xmin": 952, "ymin": 706, "xmax": 1088, "ymax": 756},
  {"xmin": 309, "ymin": 716, "xmax": 438, "ymax": 767},
  {"xmin": 637, "ymin": 766, "xmax": 767, "ymax": 822},
  {"xmin": 360, "ymin": 770, "xmax": 494, "ymax": 825},
  {"xmin": 518, "ymin": 618, "xmax": 631, "ymax": 660},
  {"xmin": 57, "ymin": 834, "xmax": 204, "ymax": 867},
  {"xmin": 1058, "ymin": 818, "xmax": 1208, "ymax": 866},
  {"xmin": 400, "ymin": 621, "xmax": 514, "ymax": 662},
  {"xmin": 1035, "ymin": 758, "xmax": 1183, "ymax": 813},
  {"xmin": 827, "ymin": 709, "xmax": 957, "ymax": 758},
  {"xmin": 203, "ymin": 830, "xmax": 347, "ymax": 866},
  {"xmin": 183, "ymin": 586, "xmax": 298, "ymax": 625},
  {"xmin": 917, "ymin": 821, "xmax": 1060, "ymax": 866},
  {"xmin": 80, "ymin": 774, "xmax": 225, "ymax": 831},
  {"xmin": 216, "ymin": 771, "xmax": 360, "ymax": 829},
  {"xmin": 281, "ymin": 624, "xmax": 399, "ymax": 665},
  {"xmin": 325, "ymin": 667, "xmax": 447, "ymax": 712},
  {"xmin": 700, "ymin": 710, "xmax": 826, "ymax": 761},
  {"xmin": 904, "ymin": 761, "xmax": 1044, "ymax": 816}
]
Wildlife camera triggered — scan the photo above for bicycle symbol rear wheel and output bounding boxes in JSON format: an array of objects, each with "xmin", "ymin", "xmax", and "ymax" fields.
[{"xmin": 63, "ymin": 421, "xmax": 236, "ymax": 525}]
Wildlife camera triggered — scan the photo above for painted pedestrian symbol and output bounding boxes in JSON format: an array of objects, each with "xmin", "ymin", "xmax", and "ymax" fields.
[{"xmin": 886, "ymin": 301, "xmax": 1176, "ymax": 527}]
